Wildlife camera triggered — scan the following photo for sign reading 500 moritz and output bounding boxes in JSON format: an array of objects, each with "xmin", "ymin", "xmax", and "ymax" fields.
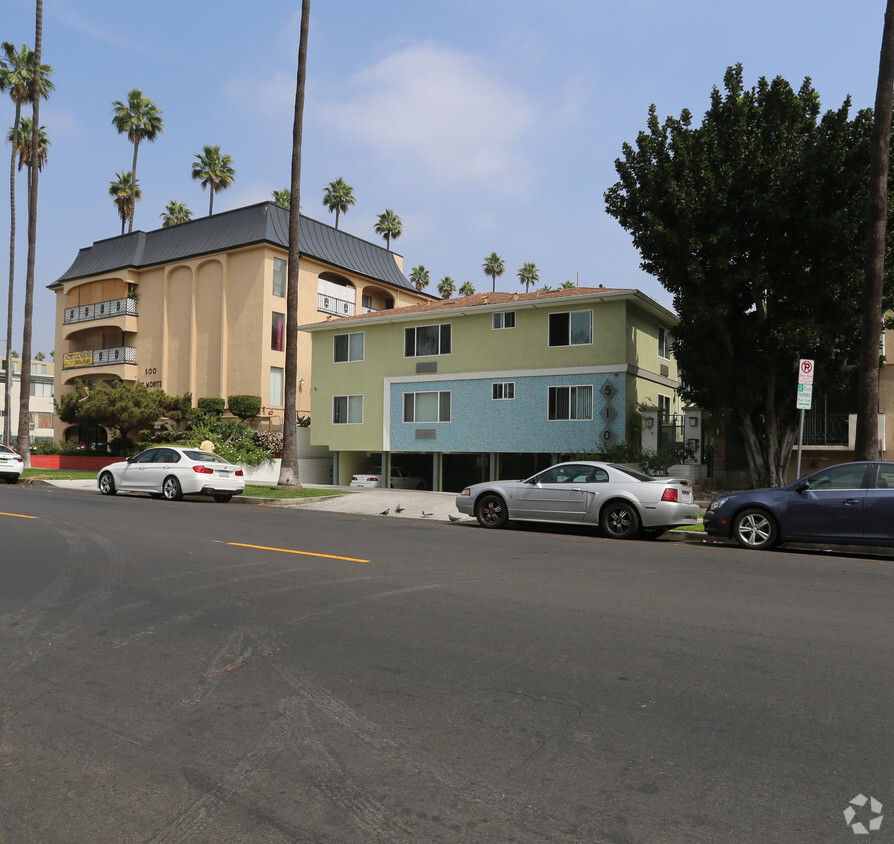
[{"xmin": 63, "ymin": 350, "xmax": 94, "ymax": 369}]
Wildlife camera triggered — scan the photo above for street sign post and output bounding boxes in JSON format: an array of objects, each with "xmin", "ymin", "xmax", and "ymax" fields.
[{"xmin": 796, "ymin": 359, "xmax": 815, "ymax": 477}]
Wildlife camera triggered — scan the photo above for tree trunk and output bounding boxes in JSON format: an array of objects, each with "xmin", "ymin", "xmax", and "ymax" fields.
[
  {"xmin": 855, "ymin": 0, "xmax": 894, "ymax": 460},
  {"xmin": 278, "ymin": 0, "xmax": 311, "ymax": 488},
  {"xmin": 16, "ymin": 0, "xmax": 42, "ymax": 468},
  {"xmin": 4, "ymin": 102, "xmax": 20, "ymax": 447},
  {"xmin": 128, "ymin": 138, "xmax": 139, "ymax": 233}
]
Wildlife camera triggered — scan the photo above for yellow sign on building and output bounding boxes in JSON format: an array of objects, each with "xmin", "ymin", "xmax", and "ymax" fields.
[{"xmin": 63, "ymin": 350, "xmax": 93, "ymax": 369}]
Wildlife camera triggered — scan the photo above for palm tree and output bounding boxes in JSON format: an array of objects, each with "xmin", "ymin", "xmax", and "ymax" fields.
[
  {"xmin": 322, "ymin": 177, "xmax": 355, "ymax": 229},
  {"xmin": 539, "ymin": 284, "xmax": 553, "ymax": 292},
  {"xmin": 278, "ymin": 0, "xmax": 311, "ymax": 490},
  {"xmin": 8, "ymin": 117, "xmax": 49, "ymax": 195},
  {"xmin": 1, "ymin": 40, "xmax": 52, "ymax": 447},
  {"xmin": 111, "ymin": 89, "xmax": 163, "ymax": 233},
  {"xmin": 272, "ymin": 188, "xmax": 290, "ymax": 208},
  {"xmin": 191, "ymin": 145, "xmax": 236, "ymax": 216},
  {"xmin": 109, "ymin": 172, "xmax": 142, "ymax": 235},
  {"xmin": 560, "ymin": 280, "xmax": 576, "ymax": 289},
  {"xmin": 160, "ymin": 199, "xmax": 192, "ymax": 227},
  {"xmin": 459, "ymin": 281, "xmax": 476, "ymax": 296},
  {"xmin": 409, "ymin": 265, "xmax": 430, "ymax": 291},
  {"xmin": 483, "ymin": 251, "xmax": 505, "ymax": 292},
  {"xmin": 17, "ymin": 1, "xmax": 46, "ymax": 466},
  {"xmin": 437, "ymin": 276, "xmax": 456, "ymax": 299},
  {"xmin": 374, "ymin": 208, "xmax": 402, "ymax": 249},
  {"xmin": 517, "ymin": 261, "xmax": 539, "ymax": 293}
]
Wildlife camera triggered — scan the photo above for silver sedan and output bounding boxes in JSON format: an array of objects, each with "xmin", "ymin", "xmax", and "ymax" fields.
[
  {"xmin": 97, "ymin": 446, "xmax": 245, "ymax": 503},
  {"xmin": 456, "ymin": 461, "xmax": 699, "ymax": 539}
]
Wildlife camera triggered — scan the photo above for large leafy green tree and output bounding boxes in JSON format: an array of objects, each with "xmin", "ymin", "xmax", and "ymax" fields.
[
  {"xmin": 483, "ymin": 251, "xmax": 505, "ymax": 292},
  {"xmin": 191, "ymin": 144, "xmax": 236, "ymax": 216},
  {"xmin": 517, "ymin": 261, "xmax": 539, "ymax": 293},
  {"xmin": 56, "ymin": 379, "xmax": 164, "ymax": 442},
  {"xmin": 605, "ymin": 64, "xmax": 889, "ymax": 487},
  {"xmin": 278, "ymin": 0, "xmax": 311, "ymax": 489},
  {"xmin": 0, "ymin": 41, "xmax": 52, "ymax": 447},
  {"xmin": 109, "ymin": 172, "xmax": 142, "ymax": 235},
  {"xmin": 322, "ymin": 176, "xmax": 354, "ymax": 229},
  {"xmin": 409, "ymin": 265, "xmax": 430, "ymax": 291},
  {"xmin": 111, "ymin": 88, "xmax": 163, "ymax": 233},
  {"xmin": 160, "ymin": 199, "xmax": 192, "ymax": 227},
  {"xmin": 374, "ymin": 208, "xmax": 402, "ymax": 249}
]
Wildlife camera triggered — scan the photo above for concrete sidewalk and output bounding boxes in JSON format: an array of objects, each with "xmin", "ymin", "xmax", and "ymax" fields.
[{"xmin": 30, "ymin": 478, "xmax": 471, "ymax": 523}]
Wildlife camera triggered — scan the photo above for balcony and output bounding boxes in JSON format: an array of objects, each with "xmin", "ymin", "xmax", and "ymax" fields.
[
  {"xmin": 318, "ymin": 291, "xmax": 356, "ymax": 317},
  {"xmin": 64, "ymin": 297, "xmax": 138, "ymax": 325},
  {"xmin": 62, "ymin": 346, "xmax": 136, "ymax": 371}
]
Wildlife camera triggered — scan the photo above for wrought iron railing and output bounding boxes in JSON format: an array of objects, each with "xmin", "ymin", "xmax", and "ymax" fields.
[
  {"xmin": 64, "ymin": 297, "xmax": 138, "ymax": 325},
  {"xmin": 801, "ymin": 413, "xmax": 849, "ymax": 446},
  {"xmin": 62, "ymin": 346, "xmax": 137, "ymax": 370},
  {"xmin": 318, "ymin": 292, "xmax": 355, "ymax": 317}
]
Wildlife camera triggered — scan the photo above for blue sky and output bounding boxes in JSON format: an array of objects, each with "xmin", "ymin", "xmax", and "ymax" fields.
[{"xmin": 2, "ymin": 0, "xmax": 887, "ymax": 356}]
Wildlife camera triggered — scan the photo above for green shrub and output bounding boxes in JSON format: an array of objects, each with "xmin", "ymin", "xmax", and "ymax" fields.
[
  {"xmin": 297, "ymin": 415, "xmax": 311, "ymax": 428},
  {"xmin": 197, "ymin": 397, "xmax": 225, "ymax": 416},
  {"xmin": 227, "ymin": 395, "xmax": 262, "ymax": 421},
  {"xmin": 574, "ymin": 441, "xmax": 642, "ymax": 464},
  {"xmin": 33, "ymin": 441, "xmax": 60, "ymax": 455}
]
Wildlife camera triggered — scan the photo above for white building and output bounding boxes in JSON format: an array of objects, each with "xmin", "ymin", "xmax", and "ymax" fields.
[{"xmin": 0, "ymin": 357, "xmax": 55, "ymax": 445}]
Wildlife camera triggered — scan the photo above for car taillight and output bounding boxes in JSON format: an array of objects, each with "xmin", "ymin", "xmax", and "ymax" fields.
[
  {"xmin": 235, "ymin": 469, "xmax": 243, "ymax": 477},
  {"xmin": 369, "ymin": 477, "xmax": 379, "ymax": 482},
  {"xmin": 193, "ymin": 465, "xmax": 214, "ymax": 474},
  {"xmin": 660, "ymin": 488, "xmax": 679, "ymax": 502},
  {"xmin": 15, "ymin": 457, "xmax": 23, "ymax": 464}
]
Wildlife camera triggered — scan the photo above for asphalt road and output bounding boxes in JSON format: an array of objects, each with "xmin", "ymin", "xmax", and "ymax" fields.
[{"xmin": 0, "ymin": 484, "xmax": 892, "ymax": 843}]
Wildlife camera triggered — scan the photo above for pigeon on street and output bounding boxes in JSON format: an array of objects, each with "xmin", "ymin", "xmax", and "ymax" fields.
[
  {"xmin": 422, "ymin": 511, "xmax": 433, "ymax": 518},
  {"xmin": 395, "ymin": 504, "xmax": 405, "ymax": 513},
  {"xmin": 379, "ymin": 508, "xmax": 390, "ymax": 515},
  {"xmin": 448, "ymin": 514, "xmax": 462, "ymax": 522}
]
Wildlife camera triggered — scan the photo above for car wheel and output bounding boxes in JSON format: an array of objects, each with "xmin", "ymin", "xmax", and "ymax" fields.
[
  {"xmin": 5, "ymin": 476, "xmax": 19, "ymax": 484},
  {"xmin": 732, "ymin": 508, "xmax": 778, "ymax": 550},
  {"xmin": 162, "ymin": 475, "xmax": 183, "ymax": 501},
  {"xmin": 213, "ymin": 493, "xmax": 232, "ymax": 503},
  {"xmin": 98, "ymin": 471, "xmax": 117, "ymax": 495},
  {"xmin": 600, "ymin": 499, "xmax": 641, "ymax": 539},
  {"xmin": 475, "ymin": 493, "xmax": 508, "ymax": 529}
]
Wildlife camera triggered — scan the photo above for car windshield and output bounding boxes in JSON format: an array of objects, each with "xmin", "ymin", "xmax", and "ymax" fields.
[
  {"xmin": 608, "ymin": 464, "xmax": 653, "ymax": 483},
  {"xmin": 184, "ymin": 450, "xmax": 224, "ymax": 463},
  {"xmin": 0, "ymin": 445, "xmax": 14, "ymax": 455}
]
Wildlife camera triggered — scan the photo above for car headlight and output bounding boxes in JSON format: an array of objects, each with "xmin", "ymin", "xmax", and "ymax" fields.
[
  {"xmin": 708, "ymin": 496, "xmax": 730, "ymax": 511},
  {"xmin": 460, "ymin": 488, "xmax": 471, "ymax": 496}
]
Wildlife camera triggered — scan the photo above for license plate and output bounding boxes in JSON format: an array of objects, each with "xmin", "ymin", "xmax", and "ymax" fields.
[{"xmin": 218, "ymin": 470, "xmax": 230, "ymax": 477}]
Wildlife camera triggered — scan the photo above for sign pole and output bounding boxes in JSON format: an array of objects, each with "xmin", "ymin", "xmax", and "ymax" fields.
[
  {"xmin": 795, "ymin": 359, "xmax": 815, "ymax": 480},
  {"xmin": 796, "ymin": 408, "xmax": 805, "ymax": 478}
]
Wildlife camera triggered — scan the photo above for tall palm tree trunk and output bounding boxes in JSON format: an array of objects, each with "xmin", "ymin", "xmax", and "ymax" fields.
[
  {"xmin": 855, "ymin": 0, "xmax": 894, "ymax": 460},
  {"xmin": 4, "ymin": 102, "xmax": 20, "ymax": 446},
  {"xmin": 278, "ymin": 0, "xmax": 311, "ymax": 488},
  {"xmin": 128, "ymin": 138, "xmax": 139, "ymax": 233},
  {"xmin": 16, "ymin": 0, "xmax": 42, "ymax": 467}
]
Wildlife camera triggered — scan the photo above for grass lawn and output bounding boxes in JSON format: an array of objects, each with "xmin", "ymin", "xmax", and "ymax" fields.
[
  {"xmin": 24, "ymin": 467, "xmax": 97, "ymax": 480},
  {"xmin": 243, "ymin": 485, "xmax": 347, "ymax": 500}
]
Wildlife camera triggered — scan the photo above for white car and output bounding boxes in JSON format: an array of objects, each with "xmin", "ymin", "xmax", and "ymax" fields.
[
  {"xmin": 456, "ymin": 460, "xmax": 699, "ymax": 539},
  {"xmin": 350, "ymin": 465, "xmax": 426, "ymax": 490},
  {"xmin": 97, "ymin": 446, "xmax": 245, "ymax": 503},
  {"xmin": 0, "ymin": 444, "xmax": 24, "ymax": 484}
]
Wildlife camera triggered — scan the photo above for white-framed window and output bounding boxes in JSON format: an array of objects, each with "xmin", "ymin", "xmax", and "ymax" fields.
[
  {"xmin": 404, "ymin": 324, "xmax": 451, "ymax": 357},
  {"xmin": 548, "ymin": 385, "xmax": 593, "ymax": 420},
  {"xmin": 548, "ymin": 310, "xmax": 592, "ymax": 346},
  {"xmin": 492, "ymin": 382, "xmax": 515, "ymax": 400},
  {"xmin": 273, "ymin": 257, "xmax": 287, "ymax": 298},
  {"xmin": 658, "ymin": 393, "xmax": 671, "ymax": 423},
  {"xmin": 269, "ymin": 366, "xmax": 284, "ymax": 406},
  {"xmin": 658, "ymin": 326, "xmax": 672, "ymax": 359},
  {"xmin": 30, "ymin": 381, "xmax": 54, "ymax": 397},
  {"xmin": 334, "ymin": 331, "xmax": 364, "ymax": 362},
  {"xmin": 333, "ymin": 394, "xmax": 363, "ymax": 424},
  {"xmin": 403, "ymin": 391, "xmax": 451, "ymax": 423},
  {"xmin": 493, "ymin": 311, "xmax": 516, "ymax": 330}
]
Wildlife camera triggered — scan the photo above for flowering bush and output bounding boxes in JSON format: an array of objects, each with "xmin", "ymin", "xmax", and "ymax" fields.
[{"xmin": 254, "ymin": 431, "xmax": 283, "ymax": 454}]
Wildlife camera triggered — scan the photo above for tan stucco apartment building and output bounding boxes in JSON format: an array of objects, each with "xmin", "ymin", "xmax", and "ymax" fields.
[{"xmin": 49, "ymin": 202, "xmax": 436, "ymax": 443}]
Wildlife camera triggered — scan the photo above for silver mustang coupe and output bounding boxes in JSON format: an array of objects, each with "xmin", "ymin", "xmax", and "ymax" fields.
[{"xmin": 456, "ymin": 461, "xmax": 699, "ymax": 539}]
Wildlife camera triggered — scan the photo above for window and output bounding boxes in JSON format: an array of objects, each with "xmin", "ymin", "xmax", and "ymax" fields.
[
  {"xmin": 403, "ymin": 391, "xmax": 451, "ymax": 423},
  {"xmin": 269, "ymin": 366, "xmax": 284, "ymax": 406},
  {"xmin": 658, "ymin": 326, "xmax": 672, "ymax": 359},
  {"xmin": 362, "ymin": 294, "xmax": 373, "ymax": 311},
  {"xmin": 548, "ymin": 310, "xmax": 592, "ymax": 346},
  {"xmin": 492, "ymin": 382, "xmax": 515, "ymax": 400},
  {"xmin": 334, "ymin": 332, "xmax": 364, "ymax": 362},
  {"xmin": 271, "ymin": 312, "xmax": 285, "ymax": 352},
  {"xmin": 548, "ymin": 385, "xmax": 593, "ymax": 420},
  {"xmin": 658, "ymin": 393, "xmax": 671, "ymax": 423},
  {"xmin": 493, "ymin": 311, "xmax": 516, "ymax": 329},
  {"xmin": 30, "ymin": 381, "xmax": 54, "ymax": 397},
  {"xmin": 273, "ymin": 258, "xmax": 286, "ymax": 297},
  {"xmin": 333, "ymin": 394, "xmax": 363, "ymax": 424},
  {"xmin": 405, "ymin": 324, "xmax": 451, "ymax": 357}
]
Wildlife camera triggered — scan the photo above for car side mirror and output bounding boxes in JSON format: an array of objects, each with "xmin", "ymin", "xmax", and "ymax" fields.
[
  {"xmin": 794, "ymin": 480, "xmax": 810, "ymax": 493},
  {"xmin": 125, "ymin": 456, "xmax": 133, "ymax": 463}
]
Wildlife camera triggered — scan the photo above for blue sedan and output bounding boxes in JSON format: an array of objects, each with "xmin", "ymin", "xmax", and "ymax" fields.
[{"xmin": 703, "ymin": 461, "xmax": 894, "ymax": 550}]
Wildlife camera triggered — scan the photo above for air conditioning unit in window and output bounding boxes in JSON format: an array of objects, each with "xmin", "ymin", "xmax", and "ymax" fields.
[{"xmin": 29, "ymin": 422, "xmax": 35, "ymax": 429}]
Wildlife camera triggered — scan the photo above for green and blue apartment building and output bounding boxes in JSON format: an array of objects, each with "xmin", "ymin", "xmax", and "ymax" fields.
[{"xmin": 300, "ymin": 286, "xmax": 682, "ymax": 492}]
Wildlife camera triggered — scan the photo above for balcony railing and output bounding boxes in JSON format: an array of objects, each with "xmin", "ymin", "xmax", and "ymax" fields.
[
  {"xmin": 801, "ymin": 413, "xmax": 849, "ymax": 446},
  {"xmin": 62, "ymin": 346, "xmax": 136, "ymax": 370},
  {"xmin": 64, "ymin": 297, "xmax": 138, "ymax": 325},
  {"xmin": 318, "ymin": 292, "xmax": 356, "ymax": 317}
]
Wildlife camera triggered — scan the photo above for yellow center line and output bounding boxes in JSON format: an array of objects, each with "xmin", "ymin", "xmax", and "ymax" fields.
[
  {"xmin": 227, "ymin": 542, "xmax": 369, "ymax": 563},
  {"xmin": 0, "ymin": 512, "xmax": 38, "ymax": 519}
]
